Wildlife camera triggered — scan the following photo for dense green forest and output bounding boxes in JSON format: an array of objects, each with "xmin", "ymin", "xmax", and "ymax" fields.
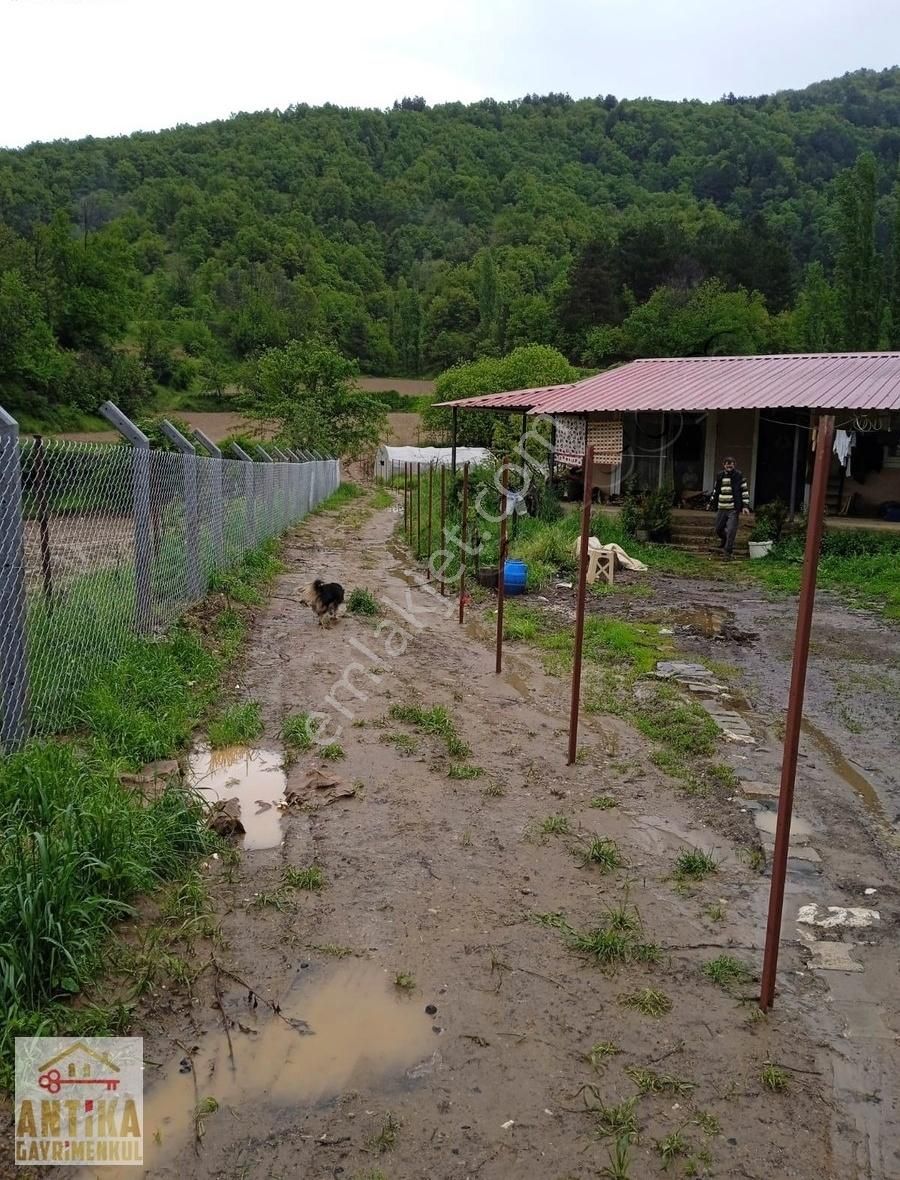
[{"xmin": 4, "ymin": 67, "xmax": 900, "ymax": 425}]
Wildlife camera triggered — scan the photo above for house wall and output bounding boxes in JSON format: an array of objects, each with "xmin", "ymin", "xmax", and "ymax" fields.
[
  {"xmin": 843, "ymin": 465, "xmax": 900, "ymax": 514},
  {"xmin": 714, "ymin": 410, "xmax": 757, "ymax": 496}
]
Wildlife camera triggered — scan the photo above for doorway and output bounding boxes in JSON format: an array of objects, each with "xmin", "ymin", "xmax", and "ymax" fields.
[{"xmin": 754, "ymin": 409, "xmax": 809, "ymax": 510}]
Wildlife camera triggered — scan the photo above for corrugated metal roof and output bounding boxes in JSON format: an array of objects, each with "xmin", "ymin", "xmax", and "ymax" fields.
[
  {"xmin": 434, "ymin": 383, "xmax": 571, "ymax": 409},
  {"xmin": 528, "ymin": 354, "xmax": 900, "ymax": 414}
]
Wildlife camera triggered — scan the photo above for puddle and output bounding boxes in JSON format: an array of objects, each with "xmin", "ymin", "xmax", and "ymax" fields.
[
  {"xmin": 118, "ymin": 961, "xmax": 436, "ymax": 1176},
  {"xmin": 800, "ymin": 719, "xmax": 898, "ymax": 841},
  {"xmin": 642, "ymin": 605, "xmax": 757, "ymax": 643},
  {"xmin": 190, "ymin": 745, "xmax": 286, "ymax": 850}
]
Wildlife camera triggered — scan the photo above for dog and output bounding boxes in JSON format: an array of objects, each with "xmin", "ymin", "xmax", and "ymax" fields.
[{"xmin": 299, "ymin": 578, "xmax": 345, "ymax": 626}]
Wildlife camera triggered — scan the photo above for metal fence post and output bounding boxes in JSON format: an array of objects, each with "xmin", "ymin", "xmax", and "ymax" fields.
[
  {"xmin": 100, "ymin": 401, "xmax": 153, "ymax": 633},
  {"xmin": 0, "ymin": 407, "xmax": 28, "ymax": 749},
  {"xmin": 192, "ymin": 428, "xmax": 224, "ymax": 566},
  {"xmin": 229, "ymin": 443, "xmax": 256, "ymax": 551},
  {"xmin": 255, "ymin": 447, "xmax": 274, "ymax": 538},
  {"xmin": 160, "ymin": 420, "xmax": 203, "ymax": 600}
]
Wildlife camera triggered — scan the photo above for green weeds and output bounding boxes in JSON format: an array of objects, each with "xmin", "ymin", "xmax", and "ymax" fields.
[
  {"xmin": 703, "ymin": 955, "xmax": 752, "ymax": 991},
  {"xmin": 207, "ymin": 701, "xmax": 263, "ymax": 748},
  {"xmin": 618, "ymin": 987, "xmax": 672, "ymax": 1018},
  {"xmin": 348, "ymin": 587, "xmax": 380, "ymax": 616},
  {"xmin": 388, "ymin": 703, "xmax": 470, "ymax": 758}
]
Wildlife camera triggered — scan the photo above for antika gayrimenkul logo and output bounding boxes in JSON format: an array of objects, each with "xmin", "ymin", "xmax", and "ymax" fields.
[{"xmin": 14, "ymin": 1037, "xmax": 144, "ymax": 1167}]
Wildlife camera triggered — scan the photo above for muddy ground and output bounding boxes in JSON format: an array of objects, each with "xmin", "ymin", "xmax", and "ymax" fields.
[{"xmin": 7, "ymin": 487, "xmax": 899, "ymax": 1180}]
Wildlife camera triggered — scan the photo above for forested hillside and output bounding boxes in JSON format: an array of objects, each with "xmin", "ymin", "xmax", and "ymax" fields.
[{"xmin": 3, "ymin": 66, "xmax": 900, "ymax": 423}]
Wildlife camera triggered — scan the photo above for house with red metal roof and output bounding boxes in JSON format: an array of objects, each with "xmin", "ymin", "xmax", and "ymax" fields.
[{"xmin": 437, "ymin": 353, "xmax": 900, "ymax": 520}]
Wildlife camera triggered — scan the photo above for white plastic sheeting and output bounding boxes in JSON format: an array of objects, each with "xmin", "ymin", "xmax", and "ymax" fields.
[{"xmin": 376, "ymin": 445, "xmax": 493, "ymax": 472}]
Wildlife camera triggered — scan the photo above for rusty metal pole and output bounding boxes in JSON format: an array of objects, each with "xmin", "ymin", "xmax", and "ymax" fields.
[
  {"xmin": 759, "ymin": 414, "xmax": 835, "ymax": 1011},
  {"xmin": 427, "ymin": 463, "xmax": 433, "ymax": 579},
  {"xmin": 416, "ymin": 464, "xmax": 421, "ymax": 558},
  {"xmin": 495, "ymin": 460, "xmax": 509, "ymax": 674},
  {"xmin": 32, "ymin": 436, "xmax": 54, "ymax": 612},
  {"xmin": 567, "ymin": 445, "xmax": 595, "ymax": 766},
  {"xmin": 458, "ymin": 462, "xmax": 469, "ymax": 624},
  {"xmin": 403, "ymin": 462, "xmax": 408, "ymax": 539},
  {"xmin": 440, "ymin": 464, "xmax": 446, "ymax": 596}
]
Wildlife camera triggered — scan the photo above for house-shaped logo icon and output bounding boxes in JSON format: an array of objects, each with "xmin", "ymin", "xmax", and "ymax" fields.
[{"xmin": 36, "ymin": 1041, "xmax": 121, "ymax": 1095}]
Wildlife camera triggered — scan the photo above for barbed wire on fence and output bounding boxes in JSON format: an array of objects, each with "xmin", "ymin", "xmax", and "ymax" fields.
[{"xmin": 0, "ymin": 402, "xmax": 340, "ymax": 748}]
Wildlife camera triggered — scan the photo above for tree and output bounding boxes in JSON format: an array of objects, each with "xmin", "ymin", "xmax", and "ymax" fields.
[
  {"xmin": 422, "ymin": 344, "xmax": 576, "ymax": 445},
  {"xmin": 793, "ymin": 262, "xmax": 842, "ymax": 351},
  {"xmin": 888, "ymin": 186, "xmax": 900, "ymax": 349},
  {"xmin": 592, "ymin": 280, "xmax": 771, "ymax": 360},
  {"xmin": 833, "ymin": 151, "xmax": 880, "ymax": 349},
  {"xmin": 0, "ymin": 270, "xmax": 65, "ymax": 391},
  {"xmin": 241, "ymin": 338, "xmax": 388, "ymax": 457}
]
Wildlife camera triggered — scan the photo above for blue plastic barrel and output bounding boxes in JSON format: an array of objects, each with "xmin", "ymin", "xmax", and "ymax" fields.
[{"xmin": 503, "ymin": 559, "xmax": 528, "ymax": 595}]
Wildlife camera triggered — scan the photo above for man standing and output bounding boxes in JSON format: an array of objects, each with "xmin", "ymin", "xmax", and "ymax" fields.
[{"xmin": 712, "ymin": 456, "xmax": 750, "ymax": 557}]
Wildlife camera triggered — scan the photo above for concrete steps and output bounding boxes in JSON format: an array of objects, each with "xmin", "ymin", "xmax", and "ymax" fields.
[{"xmin": 667, "ymin": 513, "xmax": 753, "ymax": 555}]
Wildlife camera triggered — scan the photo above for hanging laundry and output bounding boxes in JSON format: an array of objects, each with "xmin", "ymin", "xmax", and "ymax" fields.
[{"xmin": 833, "ymin": 429, "xmax": 856, "ymax": 477}]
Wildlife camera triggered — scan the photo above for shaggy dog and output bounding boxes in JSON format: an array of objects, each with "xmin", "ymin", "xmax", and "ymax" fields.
[{"xmin": 299, "ymin": 579, "xmax": 345, "ymax": 626}]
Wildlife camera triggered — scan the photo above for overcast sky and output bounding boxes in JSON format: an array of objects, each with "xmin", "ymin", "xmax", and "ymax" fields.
[{"xmin": 1, "ymin": 0, "xmax": 898, "ymax": 148}]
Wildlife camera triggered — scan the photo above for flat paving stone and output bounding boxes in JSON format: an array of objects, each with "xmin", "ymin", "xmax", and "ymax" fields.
[
  {"xmin": 754, "ymin": 809, "xmax": 814, "ymax": 842},
  {"xmin": 806, "ymin": 941, "xmax": 864, "ymax": 972},
  {"xmin": 739, "ymin": 781, "xmax": 781, "ymax": 799}
]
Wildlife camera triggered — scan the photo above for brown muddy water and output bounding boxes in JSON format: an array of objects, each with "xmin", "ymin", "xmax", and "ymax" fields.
[
  {"xmin": 190, "ymin": 745, "xmax": 286, "ymax": 850},
  {"xmin": 97, "ymin": 961, "xmax": 436, "ymax": 1178}
]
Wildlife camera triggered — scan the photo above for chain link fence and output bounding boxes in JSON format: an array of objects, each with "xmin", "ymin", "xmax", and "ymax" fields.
[{"xmin": 0, "ymin": 402, "xmax": 339, "ymax": 747}]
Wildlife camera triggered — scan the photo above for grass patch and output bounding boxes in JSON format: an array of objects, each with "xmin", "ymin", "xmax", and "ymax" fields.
[
  {"xmin": 388, "ymin": 703, "xmax": 470, "ymax": 758},
  {"xmin": 586, "ymin": 1041, "xmax": 621, "ymax": 1070},
  {"xmin": 315, "ymin": 482, "xmax": 363, "ymax": 513},
  {"xmin": 626, "ymin": 1066, "xmax": 695, "ymax": 1096},
  {"xmin": 207, "ymin": 701, "xmax": 263, "ymax": 748},
  {"xmin": 618, "ymin": 987, "xmax": 672, "ymax": 1018},
  {"xmin": 348, "ymin": 587, "xmax": 380, "ymax": 616},
  {"xmin": 566, "ymin": 904, "xmax": 659, "ymax": 971},
  {"xmin": 283, "ymin": 865, "xmax": 325, "ymax": 891},
  {"xmin": 590, "ymin": 794, "xmax": 618, "ymax": 809},
  {"xmin": 703, "ymin": 954, "xmax": 752, "ymax": 991},
  {"xmin": 371, "ymin": 487, "xmax": 394, "ymax": 510},
  {"xmin": 747, "ymin": 528, "xmax": 900, "ymax": 618},
  {"xmin": 314, "ymin": 943, "xmax": 355, "ymax": 958},
  {"xmin": 382, "ymin": 731, "xmax": 418, "ymax": 755},
  {"xmin": 575, "ymin": 837, "xmax": 623, "ymax": 872},
  {"xmin": 693, "ymin": 1111, "xmax": 721, "ymax": 1136},
  {"xmin": 761, "ymin": 1061, "xmax": 789, "ymax": 1091},
  {"xmin": 706, "ymin": 901, "xmax": 727, "ymax": 922},
  {"xmin": 482, "ymin": 781, "xmax": 505, "ymax": 798},
  {"xmin": 657, "ymin": 1129, "xmax": 690, "ymax": 1168},
  {"xmin": 673, "ymin": 847, "xmax": 718, "ymax": 883},
  {"xmin": 539, "ymin": 814, "xmax": 571, "ymax": 835},
  {"xmin": 0, "ymin": 743, "xmax": 213, "ymax": 1087},
  {"xmin": 448, "ymin": 763, "xmax": 483, "ymax": 780},
  {"xmin": 280, "ymin": 712, "xmax": 317, "ymax": 751},
  {"xmin": 320, "ymin": 742, "xmax": 346, "ymax": 760},
  {"xmin": 599, "ymin": 1135, "xmax": 634, "ymax": 1179},
  {"xmin": 394, "ymin": 972, "xmax": 415, "ymax": 990},
  {"xmin": 594, "ymin": 1096, "xmax": 639, "ymax": 1140}
]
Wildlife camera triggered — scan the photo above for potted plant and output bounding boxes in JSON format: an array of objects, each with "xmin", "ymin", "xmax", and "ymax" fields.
[
  {"xmin": 748, "ymin": 499, "xmax": 788, "ymax": 559},
  {"xmin": 621, "ymin": 482, "xmax": 673, "ymax": 543},
  {"xmin": 644, "ymin": 485, "xmax": 674, "ymax": 543}
]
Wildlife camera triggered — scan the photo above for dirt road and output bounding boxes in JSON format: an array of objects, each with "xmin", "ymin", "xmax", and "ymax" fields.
[{"xmin": 57, "ymin": 489, "xmax": 900, "ymax": 1180}]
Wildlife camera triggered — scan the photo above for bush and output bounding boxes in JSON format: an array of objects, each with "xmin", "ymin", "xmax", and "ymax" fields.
[{"xmin": 750, "ymin": 499, "xmax": 789, "ymax": 543}]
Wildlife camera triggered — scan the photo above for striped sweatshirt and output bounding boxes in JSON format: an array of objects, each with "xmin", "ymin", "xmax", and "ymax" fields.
[{"xmin": 713, "ymin": 469, "xmax": 750, "ymax": 511}]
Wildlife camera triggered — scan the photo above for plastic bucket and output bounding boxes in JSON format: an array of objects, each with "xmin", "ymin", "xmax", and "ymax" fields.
[{"xmin": 503, "ymin": 559, "xmax": 528, "ymax": 594}]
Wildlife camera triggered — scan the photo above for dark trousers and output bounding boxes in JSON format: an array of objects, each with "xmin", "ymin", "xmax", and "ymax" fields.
[{"xmin": 715, "ymin": 509, "xmax": 739, "ymax": 554}]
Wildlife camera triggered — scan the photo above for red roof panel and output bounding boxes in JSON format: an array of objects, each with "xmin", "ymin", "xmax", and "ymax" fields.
[
  {"xmin": 528, "ymin": 354, "xmax": 900, "ymax": 415},
  {"xmin": 434, "ymin": 383, "xmax": 572, "ymax": 409}
]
